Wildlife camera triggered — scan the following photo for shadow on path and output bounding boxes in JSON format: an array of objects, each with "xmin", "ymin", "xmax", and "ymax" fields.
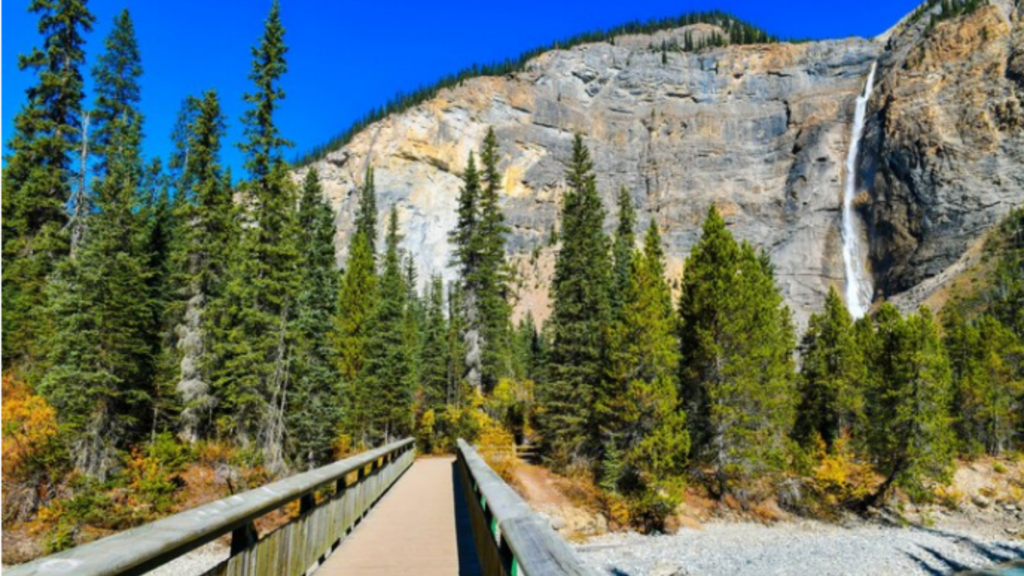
[
  {"xmin": 451, "ymin": 461, "xmax": 484, "ymax": 576},
  {"xmin": 903, "ymin": 525, "xmax": 1024, "ymax": 575}
]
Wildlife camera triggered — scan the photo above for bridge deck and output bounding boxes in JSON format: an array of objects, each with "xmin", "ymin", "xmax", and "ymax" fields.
[{"xmin": 316, "ymin": 456, "xmax": 481, "ymax": 576}]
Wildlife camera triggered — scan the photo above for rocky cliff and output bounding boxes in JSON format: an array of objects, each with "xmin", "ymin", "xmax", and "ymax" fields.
[
  {"xmin": 298, "ymin": 3, "xmax": 1023, "ymax": 327},
  {"xmin": 863, "ymin": 0, "xmax": 1024, "ymax": 313}
]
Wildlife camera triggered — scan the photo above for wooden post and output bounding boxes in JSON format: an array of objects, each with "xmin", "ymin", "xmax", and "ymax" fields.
[
  {"xmin": 300, "ymin": 493, "xmax": 316, "ymax": 515},
  {"xmin": 230, "ymin": 522, "xmax": 258, "ymax": 556}
]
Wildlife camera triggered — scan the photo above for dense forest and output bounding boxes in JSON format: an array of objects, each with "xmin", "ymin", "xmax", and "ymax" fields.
[{"xmin": 2, "ymin": 0, "xmax": 1023, "ymax": 557}]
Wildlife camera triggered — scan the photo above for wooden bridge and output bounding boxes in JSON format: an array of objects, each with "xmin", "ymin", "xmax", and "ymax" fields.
[{"xmin": 8, "ymin": 439, "xmax": 597, "ymax": 576}]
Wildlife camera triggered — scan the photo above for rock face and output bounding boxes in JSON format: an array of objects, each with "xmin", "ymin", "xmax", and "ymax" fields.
[
  {"xmin": 861, "ymin": 1, "xmax": 1024, "ymax": 307},
  {"xmin": 299, "ymin": 5, "xmax": 1023, "ymax": 327}
]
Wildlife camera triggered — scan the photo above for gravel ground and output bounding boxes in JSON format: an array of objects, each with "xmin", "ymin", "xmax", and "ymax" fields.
[{"xmin": 577, "ymin": 521, "xmax": 1024, "ymax": 576}]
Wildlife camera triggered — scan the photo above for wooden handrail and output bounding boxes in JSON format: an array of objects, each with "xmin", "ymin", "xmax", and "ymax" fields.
[
  {"xmin": 456, "ymin": 439, "xmax": 598, "ymax": 576},
  {"xmin": 8, "ymin": 438, "xmax": 415, "ymax": 576}
]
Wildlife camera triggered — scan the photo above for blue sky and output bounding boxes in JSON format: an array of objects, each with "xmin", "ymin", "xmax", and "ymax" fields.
[{"xmin": 2, "ymin": 0, "xmax": 921, "ymax": 175}]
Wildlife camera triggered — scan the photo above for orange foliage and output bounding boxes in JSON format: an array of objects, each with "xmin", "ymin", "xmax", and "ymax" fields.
[{"xmin": 2, "ymin": 374, "xmax": 59, "ymax": 482}]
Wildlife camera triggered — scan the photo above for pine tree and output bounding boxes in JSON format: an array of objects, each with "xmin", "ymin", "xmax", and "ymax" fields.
[
  {"xmin": 971, "ymin": 315, "xmax": 1023, "ymax": 455},
  {"xmin": 539, "ymin": 134, "xmax": 612, "ymax": 468},
  {"xmin": 92, "ymin": 9, "xmax": 142, "ymax": 177},
  {"xmin": 795, "ymin": 286, "xmax": 867, "ymax": 449},
  {"xmin": 287, "ymin": 169, "xmax": 342, "ymax": 469},
  {"xmin": 140, "ymin": 158, "xmax": 179, "ymax": 433},
  {"xmin": 677, "ymin": 206, "xmax": 797, "ymax": 496},
  {"xmin": 476, "ymin": 127, "xmax": 514, "ymax": 390},
  {"xmin": 335, "ymin": 169, "xmax": 380, "ymax": 443},
  {"xmin": 450, "ymin": 152, "xmax": 485, "ymax": 388},
  {"xmin": 864, "ymin": 304, "xmax": 955, "ymax": 501},
  {"xmin": 362, "ymin": 206, "xmax": 415, "ymax": 444},
  {"xmin": 40, "ymin": 9, "xmax": 152, "ymax": 479},
  {"xmin": 355, "ymin": 165, "xmax": 378, "ymax": 254},
  {"xmin": 420, "ymin": 276, "xmax": 450, "ymax": 411},
  {"xmin": 512, "ymin": 314, "xmax": 541, "ymax": 382},
  {"xmin": 163, "ymin": 90, "xmax": 232, "ymax": 442},
  {"xmin": 209, "ymin": 1, "xmax": 297, "ymax": 470},
  {"xmin": 2, "ymin": 0, "xmax": 95, "ymax": 374},
  {"xmin": 238, "ymin": 0, "xmax": 291, "ymax": 190},
  {"xmin": 604, "ymin": 221, "xmax": 688, "ymax": 496},
  {"xmin": 403, "ymin": 256, "xmax": 425, "ymax": 393},
  {"xmin": 945, "ymin": 310, "xmax": 1023, "ymax": 456},
  {"xmin": 611, "ymin": 186, "xmax": 637, "ymax": 320},
  {"xmin": 168, "ymin": 97, "xmax": 196, "ymax": 189},
  {"xmin": 446, "ymin": 284, "xmax": 469, "ymax": 407}
]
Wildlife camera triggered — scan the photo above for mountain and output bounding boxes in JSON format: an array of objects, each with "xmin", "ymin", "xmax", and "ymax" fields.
[{"xmin": 296, "ymin": 1, "xmax": 1023, "ymax": 327}]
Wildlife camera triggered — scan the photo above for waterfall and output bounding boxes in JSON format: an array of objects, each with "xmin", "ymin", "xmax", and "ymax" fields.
[{"xmin": 841, "ymin": 62, "xmax": 877, "ymax": 319}]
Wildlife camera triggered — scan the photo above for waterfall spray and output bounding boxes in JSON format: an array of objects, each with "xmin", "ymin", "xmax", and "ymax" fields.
[{"xmin": 841, "ymin": 62, "xmax": 877, "ymax": 319}]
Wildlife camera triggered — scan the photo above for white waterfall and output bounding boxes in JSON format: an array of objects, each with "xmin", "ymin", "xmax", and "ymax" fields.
[{"xmin": 841, "ymin": 62, "xmax": 877, "ymax": 319}]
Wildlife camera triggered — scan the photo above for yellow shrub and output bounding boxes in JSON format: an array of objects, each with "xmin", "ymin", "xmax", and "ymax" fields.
[
  {"xmin": 812, "ymin": 436, "xmax": 873, "ymax": 506},
  {"xmin": 933, "ymin": 485, "xmax": 964, "ymax": 510},
  {"xmin": 476, "ymin": 414, "xmax": 518, "ymax": 484}
]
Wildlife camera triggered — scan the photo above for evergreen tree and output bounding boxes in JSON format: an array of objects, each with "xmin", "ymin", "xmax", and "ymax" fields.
[
  {"xmin": 91, "ymin": 9, "xmax": 142, "ymax": 177},
  {"xmin": 164, "ymin": 90, "xmax": 232, "ymax": 442},
  {"xmin": 420, "ymin": 276, "xmax": 450, "ymax": 411},
  {"xmin": 140, "ymin": 158, "xmax": 178, "ymax": 434},
  {"xmin": 288, "ymin": 169, "xmax": 342, "ymax": 468},
  {"xmin": 335, "ymin": 171, "xmax": 380, "ymax": 443},
  {"xmin": 677, "ymin": 206, "xmax": 797, "ymax": 496},
  {"xmin": 167, "ymin": 96, "xmax": 200, "ymax": 197},
  {"xmin": 604, "ymin": 221, "xmax": 688, "ymax": 497},
  {"xmin": 539, "ymin": 134, "xmax": 612, "ymax": 467},
  {"xmin": 40, "ymin": 9, "xmax": 152, "ymax": 479},
  {"xmin": 238, "ymin": 0, "xmax": 291, "ymax": 189},
  {"xmin": 611, "ymin": 186, "xmax": 637, "ymax": 319},
  {"xmin": 209, "ymin": 1, "xmax": 297, "ymax": 470},
  {"xmin": 795, "ymin": 286, "xmax": 867, "ymax": 449},
  {"xmin": 403, "ymin": 256, "xmax": 425, "ymax": 394},
  {"xmin": 864, "ymin": 304, "xmax": 955, "ymax": 501},
  {"xmin": 512, "ymin": 313, "xmax": 541, "ymax": 382},
  {"xmin": 944, "ymin": 310, "xmax": 1023, "ymax": 455},
  {"xmin": 3, "ymin": 0, "xmax": 95, "ymax": 373},
  {"xmin": 446, "ymin": 284, "xmax": 469, "ymax": 407},
  {"xmin": 450, "ymin": 152, "xmax": 485, "ymax": 388},
  {"xmin": 355, "ymin": 165, "xmax": 378, "ymax": 254},
  {"xmin": 477, "ymin": 127, "xmax": 514, "ymax": 390},
  {"xmin": 362, "ymin": 206, "xmax": 415, "ymax": 444}
]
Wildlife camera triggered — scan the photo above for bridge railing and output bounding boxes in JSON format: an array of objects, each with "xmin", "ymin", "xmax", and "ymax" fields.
[
  {"xmin": 8, "ymin": 438, "xmax": 415, "ymax": 576},
  {"xmin": 456, "ymin": 438, "xmax": 598, "ymax": 576}
]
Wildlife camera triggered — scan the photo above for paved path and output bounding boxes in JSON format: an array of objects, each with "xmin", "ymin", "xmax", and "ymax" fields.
[{"xmin": 316, "ymin": 456, "xmax": 481, "ymax": 576}]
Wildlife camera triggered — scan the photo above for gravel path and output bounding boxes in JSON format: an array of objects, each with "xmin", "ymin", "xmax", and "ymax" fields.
[{"xmin": 577, "ymin": 521, "xmax": 1024, "ymax": 576}]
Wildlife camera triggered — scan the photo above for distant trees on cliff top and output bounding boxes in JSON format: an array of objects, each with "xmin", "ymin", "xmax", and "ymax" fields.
[{"xmin": 292, "ymin": 10, "xmax": 788, "ymax": 167}]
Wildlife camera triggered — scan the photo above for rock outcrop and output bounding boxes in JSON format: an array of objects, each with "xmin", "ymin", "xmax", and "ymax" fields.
[
  {"xmin": 299, "ymin": 4, "xmax": 1023, "ymax": 327},
  {"xmin": 861, "ymin": 1, "xmax": 1024, "ymax": 309}
]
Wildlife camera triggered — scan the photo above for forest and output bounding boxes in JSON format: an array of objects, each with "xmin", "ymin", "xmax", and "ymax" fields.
[{"xmin": 2, "ymin": 0, "xmax": 1023, "ymax": 558}]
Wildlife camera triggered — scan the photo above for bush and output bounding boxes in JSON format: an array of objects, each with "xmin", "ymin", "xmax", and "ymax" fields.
[
  {"xmin": 2, "ymin": 375, "xmax": 68, "ymax": 524},
  {"xmin": 123, "ymin": 433, "xmax": 188, "ymax": 520}
]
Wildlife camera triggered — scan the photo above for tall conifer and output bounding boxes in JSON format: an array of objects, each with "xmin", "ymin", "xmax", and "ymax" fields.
[
  {"xmin": 611, "ymin": 186, "xmax": 637, "ymax": 319},
  {"xmin": 362, "ymin": 206, "xmax": 415, "ymax": 444},
  {"xmin": 209, "ymin": 1, "xmax": 297, "ymax": 469},
  {"xmin": 288, "ymin": 169, "xmax": 342, "ymax": 468},
  {"xmin": 2, "ymin": 0, "xmax": 95, "ymax": 373},
  {"xmin": 477, "ymin": 127, "xmax": 514, "ymax": 389},
  {"xmin": 795, "ymin": 287, "xmax": 867, "ymax": 449},
  {"xmin": 677, "ymin": 207, "xmax": 797, "ymax": 496},
  {"xmin": 41, "ymin": 9, "xmax": 152, "ymax": 478},
  {"xmin": 539, "ymin": 134, "xmax": 612, "ymax": 467},
  {"xmin": 864, "ymin": 304, "xmax": 955, "ymax": 501}
]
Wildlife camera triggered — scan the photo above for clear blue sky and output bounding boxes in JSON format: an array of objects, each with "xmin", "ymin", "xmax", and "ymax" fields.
[{"xmin": 3, "ymin": 0, "xmax": 920, "ymax": 175}]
